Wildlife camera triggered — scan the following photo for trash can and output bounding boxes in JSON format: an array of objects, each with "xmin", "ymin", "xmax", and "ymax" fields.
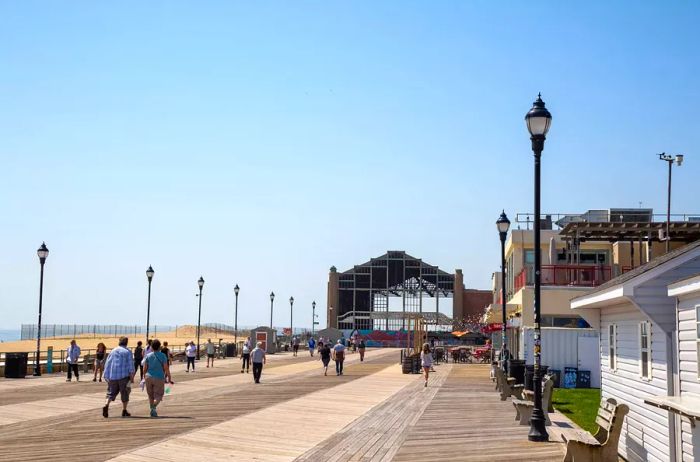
[
  {"xmin": 525, "ymin": 365, "xmax": 550, "ymax": 391},
  {"xmin": 563, "ymin": 367, "xmax": 578, "ymax": 389},
  {"xmin": 577, "ymin": 370, "xmax": 591, "ymax": 388},
  {"xmin": 508, "ymin": 359, "xmax": 526, "ymax": 385},
  {"xmin": 412, "ymin": 356, "xmax": 421, "ymax": 374},
  {"xmin": 402, "ymin": 356, "xmax": 413, "ymax": 374},
  {"xmin": 4, "ymin": 352, "xmax": 28, "ymax": 379},
  {"xmin": 225, "ymin": 343, "xmax": 237, "ymax": 358}
]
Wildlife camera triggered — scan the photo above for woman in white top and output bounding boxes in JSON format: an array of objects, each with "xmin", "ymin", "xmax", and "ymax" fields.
[
  {"xmin": 420, "ymin": 343, "xmax": 433, "ymax": 387},
  {"xmin": 185, "ymin": 341, "xmax": 196, "ymax": 373}
]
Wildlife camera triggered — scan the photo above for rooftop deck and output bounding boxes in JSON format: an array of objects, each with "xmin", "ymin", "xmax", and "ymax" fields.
[{"xmin": 0, "ymin": 349, "xmax": 565, "ymax": 461}]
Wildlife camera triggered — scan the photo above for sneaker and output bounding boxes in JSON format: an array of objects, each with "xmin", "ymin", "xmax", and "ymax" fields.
[
  {"xmin": 76, "ymin": 377, "xmax": 80, "ymax": 382},
  {"xmin": 66, "ymin": 379, "xmax": 71, "ymax": 382},
  {"xmin": 424, "ymin": 381, "xmax": 428, "ymax": 388},
  {"xmin": 186, "ymin": 370, "xmax": 190, "ymax": 373},
  {"xmin": 93, "ymin": 378, "xmax": 97, "ymax": 382},
  {"xmin": 122, "ymin": 410, "xmax": 131, "ymax": 417},
  {"xmin": 99, "ymin": 379, "xmax": 102, "ymax": 382},
  {"xmin": 240, "ymin": 370, "xmax": 244, "ymax": 373},
  {"xmin": 150, "ymin": 407, "xmax": 158, "ymax": 418},
  {"xmin": 246, "ymin": 370, "xmax": 249, "ymax": 373},
  {"xmin": 102, "ymin": 405, "xmax": 109, "ymax": 418}
]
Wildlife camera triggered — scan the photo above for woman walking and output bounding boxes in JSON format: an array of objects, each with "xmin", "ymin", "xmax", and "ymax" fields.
[
  {"xmin": 358, "ymin": 338, "xmax": 366, "ymax": 362},
  {"xmin": 241, "ymin": 341, "xmax": 250, "ymax": 373},
  {"xmin": 133, "ymin": 341, "xmax": 144, "ymax": 380},
  {"xmin": 185, "ymin": 341, "xmax": 196, "ymax": 372},
  {"xmin": 93, "ymin": 342, "xmax": 107, "ymax": 382},
  {"xmin": 319, "ymin": 342, "xmax": 331, "ymax": 376},
  {"xmin": 420, "ymin": 343, "xmax": 433, "ymax": 387},
  {"xmin": 143, "ymin": 339, "xmax": 172, "ymax": 418},
  {"xmin": 66, "ymin": 339, "xmax": 81, "ymax": 382},
  {"xmin": 161, "ymin": 341, "xmax": 172, "ymax": 365}
]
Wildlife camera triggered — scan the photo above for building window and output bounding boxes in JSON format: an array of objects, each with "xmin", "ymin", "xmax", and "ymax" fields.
[
  {"xmin": 640, "ymin": 321, "xmax": 652, "ymax": 380},
  {"xmin": 609, "ymin": 324, "xmax": 617, "ymax": 371}
]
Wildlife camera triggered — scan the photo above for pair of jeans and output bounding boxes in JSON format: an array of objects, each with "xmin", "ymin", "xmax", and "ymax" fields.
[
  {"xmin": 335, "ymin": 360, "xmax": 344, "ymax": 375},
  {"xmin": 67, "ymin": 363, "xmax": 79, "ymax": 380},
  {"xmin": 252, "ymin": 362, "xmax": 263, "ymax": 382},
  {"xmin": 187, "ymin": 356, "xmax": 195, "ymax": 371},
  {"xmin": 241, "ymin": 353, "xmax": 250, "ymax": 371}
]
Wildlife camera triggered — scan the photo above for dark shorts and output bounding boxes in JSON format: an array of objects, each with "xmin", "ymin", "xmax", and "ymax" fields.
[
  {"xmin": 207, "ymin": 353, "xmax": 214, "ymax": 358},
  {"xmin": 106, "ymin": 377, "xmax": 131, "ymax": 403},
  {"xmin": 322, "ymin": 358, "xmax": 330, "ymax": 366}
]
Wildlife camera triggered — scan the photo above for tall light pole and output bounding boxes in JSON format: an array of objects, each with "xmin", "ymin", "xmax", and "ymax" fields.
[
  {"xmin": 34, "ymin": 242, "xmax": 49, "ymax": 376},
  {"xmin": 658, "ymin": 153, "xmax": 684, "ymax": 253},
  {"xmin": 234, "ymin": 284, "xmax": 240, "ymax": 346},
  {"xmin": 312, "ymin": 300, "xmax": 318, "ymax": 335},
  {"xmin": 525, "ymin": 93, "xmax": 552, "ymax": 442},
  {"xmin": 145, "ymin": 266, "xmax": 154, "ymax": 342},
  {"xmin": 196, "ymin": 276, "xmax": 204, "ymax": 359},
  {"xmin": 496, "ymin": 211, "xmax": 511, "ymax": 370},
  {"xmin": 269, "ymin": 292, "xmax": 275, "ymax": 329},
  {"xmin": 289, "ymin": 296, "xmax": 294, "ymax": 339}
]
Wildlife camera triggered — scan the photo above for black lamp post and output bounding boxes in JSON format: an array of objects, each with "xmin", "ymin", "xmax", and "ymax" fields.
[
  {"xmin": 145, "ymin": 266, "xmax": 154, "ymax": 342},
  {"xmin": 312, "ymin": 300, "xmax": 318, "ymax": 335},
  {"xmin": 269, "ymin": 292, "xmax": 275, "ymax": 329},
  {"xmin": 234, "ymin": 284, "xmax": 240, "ymax": 346},
  {"xmin": 289, "ymin": 296, "xmax": 294, "ymax": 339},
  {"xmin": 33, "ymin": 242, "xmax": 49, "ymax": 376},
  {"xmin": 196, "ymin": 276, "xmax": 204, "ymax": 359},
  {"xmin": 525, "ymin": 93, "xmax": 552, "ymax": 442},
  {"xmin": 496, "ymin": 211, "xmax": 511, "ymax": 370},
  {"xmin": 658, "ymin": 153, "xmax": 684, "ymax": 253}
]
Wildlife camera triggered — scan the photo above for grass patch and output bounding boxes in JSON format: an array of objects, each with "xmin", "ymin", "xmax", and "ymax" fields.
[{"xmin": 552, "ymin": 388, "xmax": 601, "ymax": 433}]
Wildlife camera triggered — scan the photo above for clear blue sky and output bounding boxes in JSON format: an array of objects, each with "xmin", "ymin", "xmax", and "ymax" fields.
[{"xmin": 1, "ymin": 1, "xmax": 698, "ymax": 330}]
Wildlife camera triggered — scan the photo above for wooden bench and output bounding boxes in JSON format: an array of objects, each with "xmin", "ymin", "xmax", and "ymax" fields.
[
  {"xmin": 512, "ymin": 377, "xmax": 554, "ymax": 425},
  {"xmin": 562, "ymin": 397, "xmax": 629, "ymax": 462},
  {"xmin": 495, "ymin": 368, "xmax": 523, "ymax": 401}
]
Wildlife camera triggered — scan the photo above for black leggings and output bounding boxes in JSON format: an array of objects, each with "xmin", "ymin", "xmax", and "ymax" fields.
[
  {"xmin": 242, "ymin": 353, "xmax": 250, "ymax": 371},
  {"xmin": 134, "ymin": 360, "xmax": 143, "ymax": 380},
  {"xmin": 187, "ymin": 356, "xmax": 195, "ymax": 370},
  {"xmin": 67, "ymin": 363, "xmax": 79, "ymax": 380}
]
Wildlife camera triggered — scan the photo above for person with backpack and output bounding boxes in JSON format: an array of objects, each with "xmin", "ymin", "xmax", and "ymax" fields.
[
  {"xmin": 143, "ymin": 338, "xmax": 172, "ymax": 417},
  {"xmin": 332, "ymin": 339, "xmax": 346, "ymax": 376},
  {"xmin": 241, "ymin": 341, "xmax": 251, "ymax": 374}
]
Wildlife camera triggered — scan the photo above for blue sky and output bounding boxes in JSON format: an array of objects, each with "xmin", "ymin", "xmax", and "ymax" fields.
[{"xmin": 1, "ymin": 2, "xmax": 698, "ymax": 330}]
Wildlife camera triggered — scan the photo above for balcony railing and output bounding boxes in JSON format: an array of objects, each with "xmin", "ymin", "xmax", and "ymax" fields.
[{"xmin": 513, "ymin": 264, "xmax": 613, "ymax": 293}]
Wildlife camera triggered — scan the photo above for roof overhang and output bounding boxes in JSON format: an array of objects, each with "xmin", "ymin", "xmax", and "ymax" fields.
[{"xmin": 669, "ymin": 273, "xmax": 700, "ymax": 297}]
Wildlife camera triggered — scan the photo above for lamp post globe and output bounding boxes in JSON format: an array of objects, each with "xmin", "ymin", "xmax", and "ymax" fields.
[
  {"xmin": 34, "ymin": 242, "xmax": 49, "ymax": 376},
  {"xmin": 196, "ymin": 276, "xmax": 204, "ymax": 359},
  {"xmin": 496, "ymin": 211, "xmax": 510, "ymax": 372},
  {"xmin": 145, "ymin": 265, "xmax": 154, "ymax": 343},
  {"xmin": 525, "ymin": 94, "xmax": 551, "ymax": 442}
]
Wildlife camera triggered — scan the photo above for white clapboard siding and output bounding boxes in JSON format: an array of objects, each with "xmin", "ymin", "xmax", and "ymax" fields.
[
  {"xmin": 601, "ymin": 302, "xmax": 671, "ymax": 462},
  {"xmin": 677, "ymin": 295, "xmax": 700, "ymax": 461}
]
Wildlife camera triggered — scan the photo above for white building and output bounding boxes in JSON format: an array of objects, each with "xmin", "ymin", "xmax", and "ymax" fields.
[{"xmin": 571, "ymin": 241, "xmax": 700, "ymax": 461}]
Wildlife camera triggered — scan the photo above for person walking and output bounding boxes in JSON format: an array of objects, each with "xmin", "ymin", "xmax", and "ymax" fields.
[
  {"xmin": 244, "ymin": 336, "xmax": 252, "ymax": 350},
  {"xmin": 133, "ymin": 341, "xmax": 144, "ymax": 380},
  {"xmin": 93, "ymin": 342, "xmax": 107, "ymax": 382},
  {"xmin": 143, "ymin": 339, "xmax": 172, "ymax": 418},
  {"xmin": 250, "ymin": 341, "xmax": 266, "ymax": 384},
  {"xmin": 241, "ymin": 341, "xmax": 250, "ymax": 374},
  {"xmin": 420, "ymin": 343, "xmax": 433, "ymax": 387},
  {"xmin": 102, "ymin": 336, "xmax": 135, "ymax": 418},
  {"xmin": 185, "ymin": 341, "xmax": 196, "ymax": 372},
  {"xmin": 145, "ymin": 339, "xmax": 153, "ymax": 356},
  {"xmin": 308, "ymin": 337, "xmax": 316, "ymax": 357},
  {"xmin": 332, "ymin": 339, "xmax": 346, "ymax": 376},
  {"xmin": 205, "ymin": 339, "xmax": 215, "ymax": 368},
  {"xmin": 319, "ymin": 341, "xmax": 331, "ymax": 376},
  {"xmin": 358, "ymin": 338, "xmax": 366, "ymax": 362},
  {"xmin": 161, "ymin": 341, "xmax": 172, "ymax": 366},
  {"xmin": 66, "ymin": 339, "xmax": 81, "ymax": 382}
]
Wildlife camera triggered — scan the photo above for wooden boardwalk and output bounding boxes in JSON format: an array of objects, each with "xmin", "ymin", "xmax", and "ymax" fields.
[{"xmin": 0, "ymin": 350, "xmax": 565, "ymax": 462}]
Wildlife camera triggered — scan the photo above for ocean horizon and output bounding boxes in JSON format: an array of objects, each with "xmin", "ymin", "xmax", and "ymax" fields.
[{"xmin": 0, "ymin": 329, "xmax": 20, "ymax": 342}]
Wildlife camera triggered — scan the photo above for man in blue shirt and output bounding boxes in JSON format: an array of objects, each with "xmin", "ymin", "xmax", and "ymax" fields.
[
  {"xmin": 102, "ymin": 336, "xmax": 135, "ymax": 418},
  {"xmin": 65, "ymin": 339, "xmax": 81, "ymax": 382}
]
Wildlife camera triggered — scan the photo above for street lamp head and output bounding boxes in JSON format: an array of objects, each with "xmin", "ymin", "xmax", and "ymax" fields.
[
  {"xmin": 525, "ymin": 93, "xmax": 552, "ymax": 137},
  {"xmin": 270, "ymin": 291, "xmax": 275, "ymax": 302},
  {"xmin": 676, "ymin": 154, "xmax": 684, "ymax": 166},
  {"xmin": 146, "ymin": 265, "xmax": 155, "ymax": 281},
  {"xmin": 234, "ymin": 284, "xmax": 240, "ymax": 295},
  {"xmin": 198, "ymin": 276, "xmax": 205, "ymax": 289},
  {"xmin": 37, "ymin": 242, "xmax": 49, "ymax": 262},
  {"xmin": 289, "ymin": 296, "xmax": 294, "ymax": 305},
  {"xmin": 496, "ymin": 210, "xmax": 511, "ymax": 236},
  {"xmin": 312, "ymin": 300, "xmax": 316, "ymax": 309}
]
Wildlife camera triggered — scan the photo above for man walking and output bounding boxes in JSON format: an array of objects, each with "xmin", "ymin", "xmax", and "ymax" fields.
[
  {"xmin": 102, "ymin": 336, "xmax": 135, "ymax": 418},
  {"xmin": 66, "ymin": 339, "xmax": 81, "ymax": 382},
  {"xmin": 332, "ymin": 339, "xmax": 346, "ymax": 376},
  {"xmin": 308, "ymin": 337, "xmax": 316, "ymax": 357},
  {"xmin": 292, "ymin": 336, "xmax": 300, "ymax": 357},
  {"xmin": 205, "ymin": 338, "xmax": 215, "ymax": 368},
  {"xmin": 250, "ymin": 341, "xmax": 266, "ymax": 384}
]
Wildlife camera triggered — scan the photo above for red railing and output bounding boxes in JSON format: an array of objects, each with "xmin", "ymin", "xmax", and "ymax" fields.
[{"xmin": 513, "ymin": 264, "xmax": 613, "ymax": 293}]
